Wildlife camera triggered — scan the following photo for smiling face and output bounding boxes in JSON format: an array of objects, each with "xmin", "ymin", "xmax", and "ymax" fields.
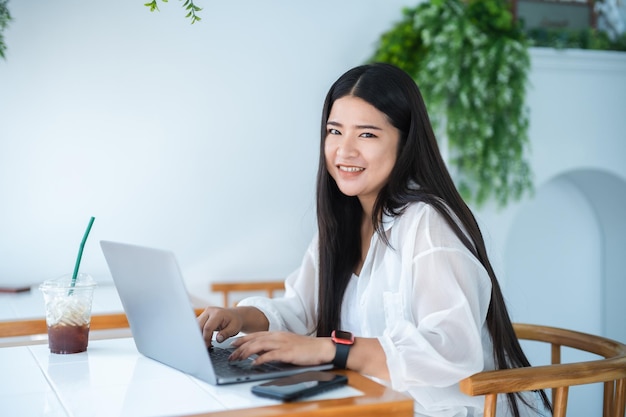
[{"xmin": 324, "ymin": 96, "xmax": 401, "ymax": 213}]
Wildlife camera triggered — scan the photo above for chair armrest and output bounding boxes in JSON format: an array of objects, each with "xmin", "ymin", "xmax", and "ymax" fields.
[{"xmin": 460, "ymin": 356, "xmax": 626, "ymax": 396}]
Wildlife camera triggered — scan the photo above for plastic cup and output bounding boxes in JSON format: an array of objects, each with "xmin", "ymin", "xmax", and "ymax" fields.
[{"xmin": 39, "ymin": 273, "xmax": 97, "ymax": 354}]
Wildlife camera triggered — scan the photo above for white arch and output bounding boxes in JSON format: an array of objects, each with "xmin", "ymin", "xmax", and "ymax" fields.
[{"xmin": 502, "ymin": 168, "xmax": 626, "ymax": 417}]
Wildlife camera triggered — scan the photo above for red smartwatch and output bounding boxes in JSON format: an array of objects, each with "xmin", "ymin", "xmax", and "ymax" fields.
[{"xmin": 331, "ymin": 330, "xmax": 355, "ymax": 369}]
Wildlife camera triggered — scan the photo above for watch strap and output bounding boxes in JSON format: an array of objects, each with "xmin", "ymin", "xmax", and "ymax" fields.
[{"xmin": 333, "ymin": 342, "xmax": 351, "ymax": 369}]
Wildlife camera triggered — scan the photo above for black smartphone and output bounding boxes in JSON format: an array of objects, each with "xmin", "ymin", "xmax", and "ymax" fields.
[{"xmin": 251, "ymin": 371, "xmax": 348, "ymax": 402}]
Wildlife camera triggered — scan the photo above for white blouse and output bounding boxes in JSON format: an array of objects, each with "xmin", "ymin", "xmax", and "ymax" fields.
[{"xmin": 239, "ymin": 202, "xmax": 506, "ymax": 416}]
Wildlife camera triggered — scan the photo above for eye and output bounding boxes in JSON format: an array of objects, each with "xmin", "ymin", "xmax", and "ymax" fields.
[
  {"xmin": 328, "ymin": 128, "xmax": 341, "ymax": 135},
  {"xmin": 359, "ymin": 132, "xmax": 377, "ymax": 138}
]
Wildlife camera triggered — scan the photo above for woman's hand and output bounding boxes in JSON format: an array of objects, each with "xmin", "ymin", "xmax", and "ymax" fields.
[
  {"xmin": 228, "ymin": 331, "xmax": 336, "ymax": 367},
  {"xmin": 197, "ymin": 307, "xmax": 244, "ymax": 346},
  {"xmin": 197, "ymin": 306, "xmax": 269, "ymax": 347}
]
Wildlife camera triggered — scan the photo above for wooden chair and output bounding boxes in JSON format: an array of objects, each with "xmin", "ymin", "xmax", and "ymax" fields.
[
  {"xmin": 0, "ymin": 313, "xmax": 130, "ymax": 338},
  {"xmin": 0, "ymin": 308, "xmax": 206, "ymax": 346},
  {"xmin": 211, "ymin": 280, "xmax": 284, "ymax": 307},
  {"xmin": 460, "ymin": 323, "xmax": 626, "ymax": 417}
]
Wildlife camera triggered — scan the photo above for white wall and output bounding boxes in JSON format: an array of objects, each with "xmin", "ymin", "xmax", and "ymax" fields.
[{"xmin": 0, "ymin": 0, "xmax": 415, "ymax": 302}]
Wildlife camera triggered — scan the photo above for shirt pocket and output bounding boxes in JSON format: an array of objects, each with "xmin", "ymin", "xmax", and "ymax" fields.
[{"xmin": 383, "ymin": 291, "xmax": 406, "ymax": 327}]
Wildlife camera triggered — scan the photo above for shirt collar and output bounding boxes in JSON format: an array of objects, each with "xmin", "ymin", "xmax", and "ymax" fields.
[{"xmin": 381, "ymin": 211, "xmax": 395, "ymax": 232}]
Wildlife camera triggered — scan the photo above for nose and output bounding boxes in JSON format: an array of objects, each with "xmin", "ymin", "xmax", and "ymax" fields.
[{"xmin": 335, "ymin": 136, "xmax": 358, "ymax": 158}]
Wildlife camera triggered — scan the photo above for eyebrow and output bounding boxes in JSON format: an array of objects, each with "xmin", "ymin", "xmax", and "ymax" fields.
[{"xmin": 327, "ymin": 121, "xmax": 383, "ymax": 130}]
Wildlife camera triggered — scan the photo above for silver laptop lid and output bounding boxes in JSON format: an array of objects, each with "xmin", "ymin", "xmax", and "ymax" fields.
[{"xmin": 100, "ymin": 240, "xmax": 217, "ymax": 384}]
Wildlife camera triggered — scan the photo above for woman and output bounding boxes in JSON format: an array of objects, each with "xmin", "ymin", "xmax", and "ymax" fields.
[{"xmin": 198, "ymin": 63, "xmax": 550, "ymax": 417}]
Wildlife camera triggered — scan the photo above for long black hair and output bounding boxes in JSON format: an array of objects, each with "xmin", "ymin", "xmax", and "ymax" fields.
[{"xmin": 315, "ymin": 63, "xmax": 551, "ymax": 416}]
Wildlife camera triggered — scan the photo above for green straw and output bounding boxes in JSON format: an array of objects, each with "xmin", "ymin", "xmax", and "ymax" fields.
[{"xmin": 70, "ymin": 216, "xmax": 95, "ymax": 289}]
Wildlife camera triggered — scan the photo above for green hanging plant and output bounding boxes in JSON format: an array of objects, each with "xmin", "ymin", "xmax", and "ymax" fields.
[
  {"xmin": 0, "ymin": 0, "xmax": 202, "ymax": 61},
  {"xmin": 0, "ymin": 0, "xmax": 11, "ymax": 59},
  {"xmin": 144, "ymin": 0, "xmax": 203, "ymax": 24},
  {"xmin": 370, "ymin": 0, "xmax": 532, "ymax": 207}
]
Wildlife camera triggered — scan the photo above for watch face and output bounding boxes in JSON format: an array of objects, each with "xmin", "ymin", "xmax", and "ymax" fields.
[{"xmin": 332, "ymin": 330, "xmax": 354, "ymax": 344}]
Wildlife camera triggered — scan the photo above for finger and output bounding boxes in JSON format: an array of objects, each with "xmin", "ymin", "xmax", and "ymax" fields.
[
  {"xmin": 251, "ymin": 349, "xmax": 285, "ymax": 366},
  {"xmin": 203, "ymin": 314, "xmax": 226, "ymax": 337},
  {"xmin": 230, "ymin": 331, "xmax": 266, "ymax": 347},
  {"xmin": 215, "ymin": 319, "xmax": 243, "ymax": 343},
  {"xmin": 230, "ymin": 334, "xmax": 283, "ymax": 361},
  {"xmin": 196, "ymin": 308, "xmax": 212, "ymax": 331},
  {"xmin": 216, "ymin": 330, "xmax": 231, "ymax": 343},
  {"xmin": 196, "ymin": 307, "xmax": 210, "ymax": 323},
  {"xmin": 197, "ymin": 308, "xmax": 218, "ymax": 346},
  {"xmin": 201, "ymin": 310, "xmax": 235, "ymax": 345}
]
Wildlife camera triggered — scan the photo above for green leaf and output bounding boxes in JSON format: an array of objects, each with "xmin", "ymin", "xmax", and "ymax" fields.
[
  {"xmin": 144, "ymin": 1, "xmax": 158, "ymax": 12},
  {"xmin": 369, "ymin": 0, "xmax": 533, "ymax": 207},
  {"xmin": 142, "ymin": 0, "xmax": 203, "ymax": 23}
]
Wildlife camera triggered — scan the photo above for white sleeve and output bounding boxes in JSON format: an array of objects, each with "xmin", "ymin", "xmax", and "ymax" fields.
[{"xmin": 236, "ymin": 236, "xmax": 319, "ymax": 336}]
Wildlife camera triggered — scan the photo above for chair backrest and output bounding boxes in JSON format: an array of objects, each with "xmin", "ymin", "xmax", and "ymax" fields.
[
  {"xmin": 0, "ymin": 313, "xmax": 130, "ymax": 338},
  {"xmin": 211, "ymin": 280, "xmax": 284, "ymax": 307},
  {"xmin": 0, "ymin": 308, "xmax": 205, "ymax": 347},
  {"xmin": 459, "ymin": 323, "xmax": 626, "ymax": 417}
]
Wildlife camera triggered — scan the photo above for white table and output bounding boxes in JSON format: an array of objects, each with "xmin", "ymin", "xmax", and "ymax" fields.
[
  {"xmin": 0, "ymin": 337, "xmax": 412, "ymax": 417},
  {"xmin": 0, "ymin": 283, "xmax": 413, "ymax": 417}
]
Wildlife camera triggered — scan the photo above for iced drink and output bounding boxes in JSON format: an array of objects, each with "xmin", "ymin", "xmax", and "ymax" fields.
[{"xmin": 39, "ymin": 273, "xmax": 96, "ymax": 354}]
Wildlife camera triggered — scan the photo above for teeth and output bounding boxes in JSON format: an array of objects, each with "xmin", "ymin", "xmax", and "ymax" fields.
[{"xmin": 339, "ymin": 166, "xmax": 364, "ymax": 172}]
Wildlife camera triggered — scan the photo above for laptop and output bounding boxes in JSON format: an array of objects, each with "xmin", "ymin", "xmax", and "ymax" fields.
[{"xmin": 100, "ymin": 240, "xmax": 333, "ymax": 385}]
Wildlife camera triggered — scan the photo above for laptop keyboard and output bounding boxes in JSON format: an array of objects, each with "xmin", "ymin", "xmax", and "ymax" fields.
[{"xmin": 209, "ymin": 347, "xmax": 293, "ymax": 377}]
